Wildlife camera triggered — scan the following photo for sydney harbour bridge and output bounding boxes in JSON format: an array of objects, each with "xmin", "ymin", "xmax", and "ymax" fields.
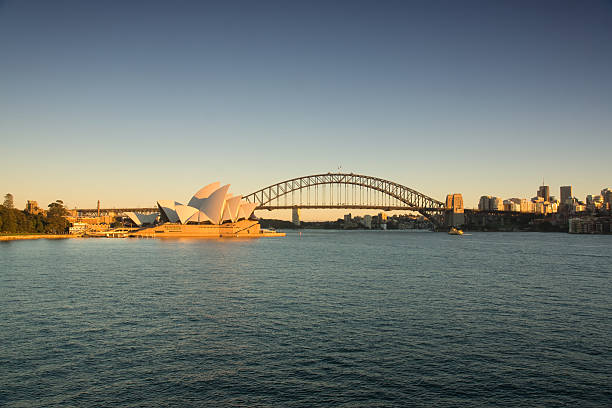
[
  {"xmin": 75, "ymin": 173, "xmax": 451, "ymax": 227},
  {"xmin": 242, "ymin": 173, "xmax": 446, "ymax": 225}
]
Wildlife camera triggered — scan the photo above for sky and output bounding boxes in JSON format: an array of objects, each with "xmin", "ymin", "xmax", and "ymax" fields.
[{"xmin": 1, "ymin": 0, "xmax": 611, "ymax": 220}]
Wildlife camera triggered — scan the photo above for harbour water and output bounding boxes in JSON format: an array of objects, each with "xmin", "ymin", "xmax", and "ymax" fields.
[{"xmin": 1, "ymin": 231, "xmax": 611, "ymax": 407}]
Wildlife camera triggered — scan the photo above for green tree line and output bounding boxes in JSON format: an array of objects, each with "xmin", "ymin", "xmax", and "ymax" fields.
[{"xmin": 0, "ymin": 193, "xmax": 69, "ymax": 234}]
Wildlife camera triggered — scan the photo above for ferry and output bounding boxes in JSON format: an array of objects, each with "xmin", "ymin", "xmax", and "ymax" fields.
[{"xmin": 448, "ymin": 227, "xmax": 464, "ymax": 235}]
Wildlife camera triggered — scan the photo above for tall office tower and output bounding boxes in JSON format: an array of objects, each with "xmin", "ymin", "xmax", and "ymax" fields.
[
  {"xmin": 560, "ymin": 186, "xmax": 572, "ymax": 204},
  {"xmin": 538, "ymin": 185, "xmax": 550, "ymax": 202}
]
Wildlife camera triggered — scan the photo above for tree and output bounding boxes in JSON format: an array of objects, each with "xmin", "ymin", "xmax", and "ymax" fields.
[
  {"xmin": 48, "ymin": 200, "xmax": 67, "ymax": 217},
  {"xmin": 0, "ymin": 205, "xmax": 17, "ymax": 232},
  {"xmin": 3, "ymin": 193, "xmax": 14, "ymax": 209},
  {"xmin": 45, "ymin": 200, "xmax": 69, "ymax": 234}
]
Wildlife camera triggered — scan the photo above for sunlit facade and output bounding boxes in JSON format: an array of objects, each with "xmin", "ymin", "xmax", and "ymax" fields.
[
  {"xmin": 128, "ymin": 182, "xmax": 282, "ymax": 238},
  {"xmin": 156, "ymin": 182, "xmax": 258, "ymax": 225}
]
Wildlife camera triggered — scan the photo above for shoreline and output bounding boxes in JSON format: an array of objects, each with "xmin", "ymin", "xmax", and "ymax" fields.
[{"xmin": 0, "ymin": 234, "xmax": 77, "ymax": 241}]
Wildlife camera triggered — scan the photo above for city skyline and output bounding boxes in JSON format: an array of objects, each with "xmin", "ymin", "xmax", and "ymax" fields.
[
  {"xmin": 1, "ymin": 1, "xmax": 611, "ymax": 215},
  {"xmin": 6, "ymin": 179, "xmax": 609, "ymax": 223}
]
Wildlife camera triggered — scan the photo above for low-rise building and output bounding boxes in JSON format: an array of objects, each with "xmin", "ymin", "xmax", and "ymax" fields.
[
  {"xmin": 68, "ymin": 222, "xmax": 88, "ymax": 235},
  {"xmin": 569, "ymin": 217, "xmax": 612, "ymax": 234}
]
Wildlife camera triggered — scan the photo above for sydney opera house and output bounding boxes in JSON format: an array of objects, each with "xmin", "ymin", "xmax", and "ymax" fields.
[{"xmin": 126, "ymin": 182, "xmax": 283, "ymax": 238}]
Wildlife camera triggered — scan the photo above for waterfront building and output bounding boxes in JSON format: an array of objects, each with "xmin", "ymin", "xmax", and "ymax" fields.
[
  {"xmin": 569, "ymin": 217, "xmax": 612, "ymax": 234},
  {"xmin": 130, "ymin": 182, "xmax": 281, "ymax": 238},
  {"xmin": 65, "ymin": 215, "xmax": 115, "ymax": 226},
  {"xmin": 154, "ymin": 182, "xmax": 257, "ymax": 226},
  {"xmin": 68, "ymin": 222, "xmax": 88, "ymax": 235}
]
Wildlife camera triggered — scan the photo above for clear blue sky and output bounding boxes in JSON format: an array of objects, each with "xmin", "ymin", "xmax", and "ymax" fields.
[{"xmin": 1, "ymin": 0, "xmax": 611, "ymax": 217}]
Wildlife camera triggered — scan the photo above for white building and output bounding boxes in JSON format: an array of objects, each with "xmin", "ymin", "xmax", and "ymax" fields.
[{"xmin": 155, "ymin": 182, "xmax": 258, "ymax": 226}]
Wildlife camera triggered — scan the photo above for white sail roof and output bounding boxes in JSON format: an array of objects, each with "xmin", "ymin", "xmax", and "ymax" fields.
[
  {"xmin": 221, "ymin": 204, "xmax": 232, "ymax": 223},
  {"xmin": 238, "ymin": 202, "xmax": 257, "ymax": 220},
  {"xmin": 157, "ymin": 200, "xmax": 181, "ymax": 223},
  {"xmin": 226, "ymin": 195, "xmax": 242, "ymax": 222},
  {"xmin": 139, "ymin": 213, "xmax": 159, "ymax": 225},
  {"xmin": 126, "ymin": 211, "xmax": 142, "ymax": 226},
  {"xmin": 188, "ymin": 182, "xmax": 221, "ymax": 208},
  {"xmin": 156, "ymin": 182, "xmax": 253, "ymax": 225},
  {"xmin": 200, "ymin": 184, "xmax": 230, "ymax": 224},
  {"xmin": 126, "ymin": 212, "xmax": 159, "ymax": 226},
  {"xmin": 186, "ymin": 210, "xmax": 212, "ymax": 223},
  {"xmin": 175, "ymin": 205, "xmax": 199, "ymax": 224}
]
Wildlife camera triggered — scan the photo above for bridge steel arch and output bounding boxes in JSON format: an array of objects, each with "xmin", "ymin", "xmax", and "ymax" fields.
[{"xmin": 244, "ymin": 173, "xmax": 446, "ymax": 226}]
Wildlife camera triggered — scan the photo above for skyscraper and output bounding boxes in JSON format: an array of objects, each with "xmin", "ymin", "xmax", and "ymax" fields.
[
  {"xmin": 538, "ymin": 185, "xmax": 550, "ymax": 202},
  {"xmin": 560, "ymin": 186, "xmax": 572, "ymax": 204}
]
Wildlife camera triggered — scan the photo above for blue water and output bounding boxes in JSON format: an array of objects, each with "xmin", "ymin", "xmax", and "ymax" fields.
[{"xmin": 1, "ymin": 231, "xmax": 611, "ymax": 407}]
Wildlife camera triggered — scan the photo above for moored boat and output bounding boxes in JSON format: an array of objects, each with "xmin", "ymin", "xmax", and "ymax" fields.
[{"xmin": 448, "ymin": 227, "xmax": 464, "ymax": 235}]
